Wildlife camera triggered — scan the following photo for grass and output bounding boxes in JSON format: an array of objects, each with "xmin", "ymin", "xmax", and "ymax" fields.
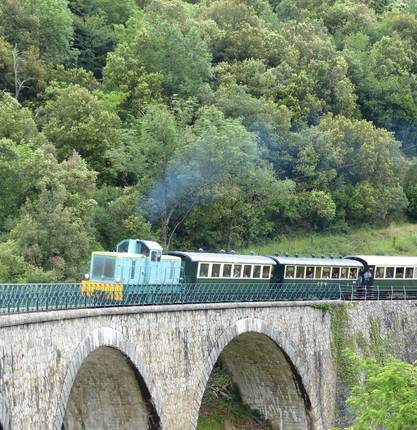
[{"xmin": 243, "ymin": 223, "xmax": 417, "ymax": 257}]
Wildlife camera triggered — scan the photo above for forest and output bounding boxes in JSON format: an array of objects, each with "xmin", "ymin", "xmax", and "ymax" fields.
[{"xmin": 1, "ymin": 0, "xmax": 417, "ymax": 281}]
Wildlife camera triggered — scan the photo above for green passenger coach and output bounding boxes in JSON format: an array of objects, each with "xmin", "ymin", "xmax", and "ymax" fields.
[
  {"xmin": 167, "ymin": 251, "xmax": 276, "ymax": 284},
  {"xmin": 346, "ymin": 255, "xmax": 417, "ymax": 297},
  {"xmin": 269, "ymin": 256, "xmax": 362, "ymax": 283}
]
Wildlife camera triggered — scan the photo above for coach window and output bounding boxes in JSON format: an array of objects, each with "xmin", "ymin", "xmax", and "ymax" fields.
[
  {"xmin": 340, "ymin": 267, "xmax": 348, "ymax": 279},
  {"xmin": 262, "ymin": 266, "xmax": 271, "ymax": 278},
  {"xmin": 296, "ymin": 266, "xmax": 305, "ymax": 279},
  {"xmin": 234, "ymin": 265, "xmax": 242, "ymax": 278},
  {"xmin": 306, "ymin": 266, "xmax": 314, "ymax": 278},
  {"xmin": 199, "ymin": 263, "xmax": 209, "ymax": 278},
  {"xmin": 243, "ymin": 265, "xmax": 252, "ymax": 278},
  {"xmin": 385, "ymin": 267, "xmax": 394, "ymax": 278},
  {"xmin": 314, "ymin": 267, "xmax": 322, "ymax": 279},
  {"xmin": 349, "ymin": 268, "xmax": 358, "ymax": 279},
  {"xmin": 253, "ymin": 265, "xmax": 261, "ymax": 278},
  {"xmin": 405, "ymin": 267, "xmax": 414, "ymax": 279},
  {"xmin": 322, "ymin": 267, "xmax": 331, "ymax": 279},
  {"xmin": 375, "ymin": 267, "xmax": 384, "ymax": 279},
  {"xmin": 285, "ymin": 266, "xmax": 295, "ymax": 278},
  {"xmin": 212, "ymin": 264, "xmax": 221, "ymax": 278},
  {"xmin": 395, "ymin": 267, "xmax": 404, "ymax": 278},
  {"xmin": 223, "ymin": 264, "xmax": 232, "ymax": 278},
  {"xmin": 332, "ymin": 267, "xmax": 340, "ymax": 279}
]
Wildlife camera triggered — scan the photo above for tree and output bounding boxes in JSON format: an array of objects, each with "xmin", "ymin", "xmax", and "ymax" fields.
[
  {"xmin": 336, "ymin": 350, "xmax": 417, "ymax": 430},
  {"xmin": 69, "ymin": 0, "xmax": 139, "ymax": 77},
  {"xmin": 5, "ymin": 145, "xmax": 97, "ymax": 280},
  {"xmin": 143, "ymin": 106, "xmax": 278, "ymax": 248},
  {"xmin": 0, "ymin": 0, "xmax": 74, "ymax": 64},
  {"xmin": 103, "ymin": 11, "xmax": 211, "ymax": 113},
  {"xmin": 36, "ymin": 84, "xmax": 125, "ymax": 181}
]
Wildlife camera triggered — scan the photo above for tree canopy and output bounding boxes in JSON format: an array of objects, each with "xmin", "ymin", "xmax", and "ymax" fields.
[{"xmin": 0, "ymin": 0, "xmax": 416, "ymax": 280}]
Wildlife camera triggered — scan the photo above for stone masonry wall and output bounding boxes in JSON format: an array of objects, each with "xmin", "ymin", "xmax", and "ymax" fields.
[
  {"xmin": 0, "ymin": 302, "xmax": 334, "ymax": 430},
  {"xmin": 0, "ymin": 301, "xmax": 415, "ymax": 430}
]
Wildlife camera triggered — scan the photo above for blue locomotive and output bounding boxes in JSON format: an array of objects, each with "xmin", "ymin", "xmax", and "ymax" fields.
[{"xmin": 81, "ymin": 239, "xmax": 182, "ymax": 299}]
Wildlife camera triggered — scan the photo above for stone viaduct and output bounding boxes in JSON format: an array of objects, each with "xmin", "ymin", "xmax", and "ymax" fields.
[{"xmin": 0, "ymin": 300, "xmax": 416, "ymax": 430}]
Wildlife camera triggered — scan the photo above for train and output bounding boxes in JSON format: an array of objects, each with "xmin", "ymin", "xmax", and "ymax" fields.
[{"xmin": 80, "ymin": 238, "xmax": 417, "ymax": 302}]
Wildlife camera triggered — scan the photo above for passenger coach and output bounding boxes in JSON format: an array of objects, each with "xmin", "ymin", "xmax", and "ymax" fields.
[{"xmin": 346, "ymin": 255, "xmax": 417, "ymax": 297}]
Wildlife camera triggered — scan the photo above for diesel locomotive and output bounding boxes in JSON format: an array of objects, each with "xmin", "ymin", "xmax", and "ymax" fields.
[{"xmin": 81, "ymin": 238, "xmax": 417, "ymax": 302}]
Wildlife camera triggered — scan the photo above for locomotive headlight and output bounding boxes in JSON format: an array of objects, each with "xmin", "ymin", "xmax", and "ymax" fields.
[
  {"xmin": 84, "ymin": 273, "xmax": 90, "ymax": 280},
  {"xmin": 115, "ymin": 277, "xmax": 121, "ymax": 283}
]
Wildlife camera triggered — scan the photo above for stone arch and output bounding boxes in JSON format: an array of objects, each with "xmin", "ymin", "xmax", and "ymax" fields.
[
  {"xmin": 0, "ymin": 396, "xmax": 10, "ymax": 430},
  {"xmin": 193, "ymin": 318, "xmax": 322, "ymax": 430},
  {"xmin": 53, "ymin": 326, "xmax": 164, "ymax": 430}
]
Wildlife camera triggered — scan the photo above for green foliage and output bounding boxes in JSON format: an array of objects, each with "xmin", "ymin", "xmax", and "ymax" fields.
[
  {"xmin": 335, "ymin": 351, "xmax": 417, "ymax": 430},
  {"xmin": 197, "ymin": 365, "xmax": 272, "ymax": 430},
  {"xmin": 36, "ymin": 84, "xmax": 124, "ymax": 181},
  {"xmin": 5, "ymin": 145, "xmax": 98, "ymax": 280},
  {"xmin": 247, "ymin": 223, "xmax": 417, "ymax": 257},
  {"xmin": 330, "ymin": 305, "xmax": 360, "ymax": 387},
  {"xmin": 69, "ymin": 0, "xmax": 139, "ymax": 77},
  {"xmin": 1, "ymin": 0, "xmax": 417, "ymax": 281},
  {"xmin": 0, "ymin": 0, "xmax": 74, "ymax": 63}
]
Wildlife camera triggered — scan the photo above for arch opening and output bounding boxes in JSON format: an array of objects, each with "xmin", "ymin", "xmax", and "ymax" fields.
[
  {"xmin": 62, "ymin": 346, "xmax": 160, "ymax": 430},
  {"xmin": 198, "ymin": 332, "xmax": 313, "ymax": 430}
]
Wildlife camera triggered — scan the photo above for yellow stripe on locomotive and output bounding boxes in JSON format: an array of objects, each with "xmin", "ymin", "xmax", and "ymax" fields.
[{"xmin": 81, "ymin": 280, "xmax": 123, "ymax": 301}]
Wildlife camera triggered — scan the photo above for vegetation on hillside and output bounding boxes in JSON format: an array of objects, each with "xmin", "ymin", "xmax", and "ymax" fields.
[
  {"xmin": 197, "ymin": 366, "xmax": 271, "ymax": 430},
  {"xmin": 246, "ymin": 223, "xmax": 417, "ymax": 257},
  {"xmin": 1, "ymin": 0, "xmax": 417, "ymax": 280},
  {"xmin": 334, "ymin": 350, "xmax": 417, "ymax": 430}
]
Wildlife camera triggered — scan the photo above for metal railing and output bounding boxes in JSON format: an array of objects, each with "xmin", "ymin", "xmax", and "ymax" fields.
[
  {"xmin": 0, "ymin": 282, "xmax": 341, "ymax": 314},
  {"xmin": 341, "ymin": 285, "xmax": 417, "ymax": 301},
  {"xmin": 0, "ymin": 282, "xmax": 415, "ymax": 314}
]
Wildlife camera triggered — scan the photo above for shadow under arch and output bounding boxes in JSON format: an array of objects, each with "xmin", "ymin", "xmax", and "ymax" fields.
[
  {"xmin": 0, "ymin": 396, "xmax": 10, "ymax": 430},
  {"xmin": 53, "ymin": 326, "xmax": 163, "ymax": 430},
  {"xmin": 193, "ymin": 318, "xmax": 321, "ymax": 430}
]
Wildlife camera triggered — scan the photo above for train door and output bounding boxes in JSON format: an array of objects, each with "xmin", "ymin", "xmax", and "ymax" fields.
[{"xmin": 144, "ymin": 250, "xmax": 161, "ymax": 283}]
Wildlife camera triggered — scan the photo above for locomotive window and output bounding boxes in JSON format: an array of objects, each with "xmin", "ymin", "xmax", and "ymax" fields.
[
  {"xmin": 322, "ymin": 267, "xmax": 331, "ymax": 279},
  {"xmin": 340, "ymin": 267, "xmax": 348, "ymax": 279},
  {"xmin": 262, "ymin": 266, "xmax": 271, "ymax": 278},
  {"xmin": 253, "ymin": 265, "xmax": 261, "ymax": 278},
  {"xmin": 234, "ymin": 265, "xmax": 242, "ymax": 278},
  {"xmin": 243, "ymin": 265, "xmax": 252, "ymax": 278},
  {"xmin": 375, "ymin": 267, "xmax": 384, "ymax": 279},
  {"xmin": 296, "ymin": 266, "xmax": 305, "ymax": 279},
  {"xmin": 212, "ymin": 264, "xmax": 221, "ymax": 278},
  {"xmin": 199, "ymin": 263, "xmax": 209, "ymax": 278},
  {"xmin": 151, "ymin": 251, "xmax": 161, "ymax": 262},
  {"xmin": 223, "ymin": 264, "xmax": 232, "ymax": 278},
  {"xmin": 306, "ymin": 266, "xmax": 314, "ymax": 279},
  {"xmin": 103, "ymin": 258, "xmax": 116, "ymax": 278},
  {"xmin": 349, "ymin": 268, "xmax": 358, "ymax": 279},
  {"xmin": 117, "ymin": 241, "xmax": 129, "ymax": 253},
  {"xmin": 92, "ymin": 257, "xmax": 104, "ymax": 278},
  {"xmin": 170, "ymin": 263, "xmax": 175, "ymax": 278},
  {"xmin": 331, "ymin": 267, "xmax": 340, "ymax": 279},
  {"xmin": 395, "ymin": 267, "xmax": 404, "ymax": 278},
  {"xmin": 385, "ymin": 267, "xmax": 394, "ymax": 278},
  {"xmin": 130, "ymin": 260, "xmax": 136, "ymax": 279},
  {"xmin": 141, "ymin": 244, "xmax": 150, "ymax": 257},
  {"xmin": 405, "ymin": 267, "xmax": 414, "ymax": 279},
  {"xmin": 314, "ymin": 267, "xmax": 322, "ymax": 279},
  {"xmin": 285, "ymin": 266, "xmax": 295, "ymax": 278}
]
